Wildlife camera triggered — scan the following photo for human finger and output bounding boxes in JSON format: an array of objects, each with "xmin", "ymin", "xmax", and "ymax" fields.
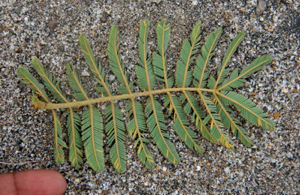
[{"xmin": 0, "ymin": 169, "xmax": 67, "ymax": 195}]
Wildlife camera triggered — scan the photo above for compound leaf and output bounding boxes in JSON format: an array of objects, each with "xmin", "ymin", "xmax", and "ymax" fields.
[
  {"xmin": 145, "ymin": 97, "xmax": 180, "ymax": 164},
  {"xmin": 137, "ymin": 20, "xmax": 155, "ymax": 91},
  {"xmin": 82, "ymin": 106, "xmax": 105, "ymax": 172},
  {"xmin": 108, "ymin": 25, "xmax": 132, "ymax": 94},
  {"xmin": 176, "ymin": 22, "xmax": 201, "ymax": 88},
  {"xmin": 105, "ymin": 104, "xmax": 126, "ymax": 173},
  {"xmin": 31, "ymin": 58, "xmax": 83, "ymax": 168},
  {"xmin": 67, "ymin": 63, "xmax": 105, "ymax": 172},
  {"xmin": 217, "ymin": 91, "xmax": 275, "ymax": 130},
  {"xmin": 17, "ymin": 67, "xmax": 49, "ymax": 102},
  {"xmin": 167, "ymin": 95, "xmax": 204, "ymax": 153},
  {"xmin": 127, "ymin": 100, "xmax": 154, "ymax": 169},
  {"xmin": 17, "ymin": 19, "xmax": 275, "ymax": 173},
  {"xmin": 17, "ymin": 67, "xmax": 66, "ymax": 164},
  {"xmin": 219, "ymin": 55, "xmax": 272, "ymax": 91},
  {"xmin": 153, "ymin": 18, "xmax": 171, "ymax": 88},
  {"xmin": 193, "ymin": 27, "xmax": 222, "ymax": 88},
  {"xmin": 215, "ymin": 32, "xmax": 245, "ymax": 89}
]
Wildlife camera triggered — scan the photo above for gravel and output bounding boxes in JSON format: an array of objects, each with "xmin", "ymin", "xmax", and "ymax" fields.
[{"xmin": 0, "ymin": 0, "xmax": 299, "ymax": 194}]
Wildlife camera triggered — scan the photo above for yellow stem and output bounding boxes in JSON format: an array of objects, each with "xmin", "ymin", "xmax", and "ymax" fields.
[{"xmin": 40, "ymin": 87, "xmax": 216, "ymax": 110}]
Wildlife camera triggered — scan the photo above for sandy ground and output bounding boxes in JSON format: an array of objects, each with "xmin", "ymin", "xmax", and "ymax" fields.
[{"xmin": 0, "ymin": 0, "xmax": 299, "ymax": 194}]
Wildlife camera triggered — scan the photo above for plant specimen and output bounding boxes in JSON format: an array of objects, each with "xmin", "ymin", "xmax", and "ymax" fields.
[{"xmin": 17, "ymin": 19, "xmax": 275, "ymax": 173}]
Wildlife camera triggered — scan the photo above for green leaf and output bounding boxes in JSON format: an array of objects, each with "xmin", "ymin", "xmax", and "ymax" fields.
[
  {"xmin": 108, "ymin": 25, "xmax": 131, "ymax": 94},
  {"xmin": 176, "ymin": 22, "xmax": 201, "ymax": 88},
  {"xmin": 167, "ymin": 95, "xmax": 204, "ymax": 153},
  {"xmin": 216, "ymin": 99, "xmax": 253, "ymax": 147},
  {"xmin": 82, "ymin": 106, "xmax": 105, "ymax": 172},
  {"xmin": 95, "ymin": 87, "xmax": 109, "ymax": 97},
  {"xmin": 79, "ymin": 34, "xmax": 100, "ymax": 78},
  {"xmin": 31, "ymin": 58, "xmax": 83, "ymax": 168},
  {"xmin": 220, "ymin": 133, "xmax": 234, "ymax": 150},
  {"xmin": 180, "ymin": 92, "xmax": 217, "ymax": 143},
  {"xmin": 117, "ymin": 84, "xmax": 134, "ymax": 95},
  {"xmin": 66, "ymin": 64, "xmax": 89, "ymax": 101},
  {"xmin": 153, "ymin": 19, "xmax": 201, "ymax": 155},
  {"xmin": 51, "ymin": 110, "xmax": 66, "ymax": 164},
  {"xmin": 127, "ymin": 100, "xmax": 154, "ymax": 169},
  {"xmin": 219, "ymin": 55, "xmax": 272, "ymax": 91},
  {"xmin": 17, "ymin": 67, "xmax": 66, "ymax": 163},
  {"xmin": 137, "ymin": 20, "xmax": 155, "ymax": 91},
  {"xmin": 217, "ymin": 91, "xmax": 275, "ymax": 130},
  {"xmin": 17, "ymin": 67, "xmax": 49, "ymax": 102},
  {"xmin": 17, "ymin": 19, "xmax": 276, "ymax": 173},
  {"xmin": 145, "ymin": 97, "xmax": 180, "ymax": 164},
  {"xmin": 136, "ymin": 65, "xmax": 155, "ymax": 91},
  {"xmin": 67, "ymin": 64, "xmax": 106, "ymax": 171},
  {"xmin": 79, "ymin": 34, "xmax": 111, "ymax": 95},
  {"xmin": 153, "ymin": 19, "xmax": 171, "ymax": 88},
  {"xmin": 215, "ymin": 32, "xmax": 245, "ymax": 89},
  {"xmin": 199, "ymin": 93, "xmax": 234, "ymax": 150},
  {"xmin": 193, "ymin": 27, "xmax": 222, "ymax": 88},
  {"xmin": 31, "ymin": 57, "xmax": 67, "ymax": 103},
  {"xmin": 105, "ymin": 104, "xmax": 126, "ymax": 173},
  {"xmin": 67, "ymin": 109, "xmax": 83, "ymax": 168},
  {"xmin": 208, "ymin": 76, "xmax": 217, "ymax": 89}
]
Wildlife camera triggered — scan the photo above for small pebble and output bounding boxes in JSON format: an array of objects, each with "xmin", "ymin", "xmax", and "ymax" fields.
[
  {"xmin": 48, "ymin": 19, "xmax": 57, "ymax": 33},
  {"xmin": 148, "ymin": 0, "xmax": 161, "ymax": 4},
  {"xmin": 192, "ymin": 0, "xmax": 198, "ymax": 6},
  {"xmin": 109, "ymin": 75, "xmax": 116, "ymax": 81},
  {"xmin": 81, "ymin": 69, "xmax": 90, "ymax": 76},
  {"xmin": 58, "ymin": 45, "xmax": 64, "ymax": 52},
  {"xmin": 256, "ymin": 0, "xmax": 267, "ymax": 15},
  {"xmin": 100, "ymin": 17, "xmax": 107, "ymax": 23},
  {"xmin": 224, "ymin": 167, "xmax": 231, "ymax": 174}
]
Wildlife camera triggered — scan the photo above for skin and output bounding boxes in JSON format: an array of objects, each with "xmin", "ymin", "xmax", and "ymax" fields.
[{"xmin": 0, "ymin": 169, "xmax": 67, "ymax": 195}]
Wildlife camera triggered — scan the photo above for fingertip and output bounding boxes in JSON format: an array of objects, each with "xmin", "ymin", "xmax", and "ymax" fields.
[
  {"xmin": 34, "ymin": 170, "xmax": 67, "ymax": 195},
  {"xmin": 0, "ymin": 169, "xmax": 67, "ymax": 195}
]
